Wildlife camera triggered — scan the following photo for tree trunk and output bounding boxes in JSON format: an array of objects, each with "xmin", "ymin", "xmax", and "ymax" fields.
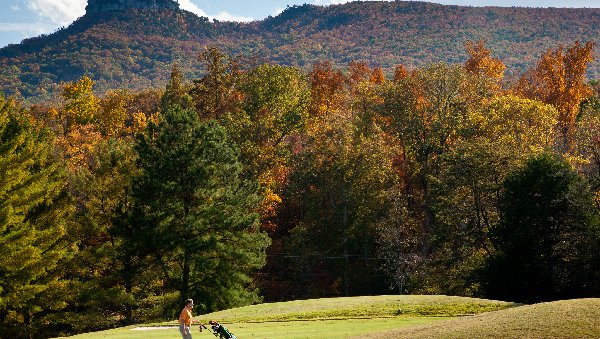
[
  {"xmin": 181, "ymin": 249, "xmax": 190, "ymax": 302},
  {"xmin": 24, "ymin": 312, "xmax": 31, "ymax": 339},
  {"xmin": 124, "ymin": 258, "xmax": 134, "ymax": 324},
  {"xmin": 342, "ymin": 185, "xmax": 350, "ymax": 297}
]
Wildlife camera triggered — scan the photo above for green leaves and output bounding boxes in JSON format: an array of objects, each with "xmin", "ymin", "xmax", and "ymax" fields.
[
  {"xmin": 129, "ymin": 105, "xmax": 270, "ymax": 313},
  {"xmin": 284, "ymin": 113, "xmax": 398, "ymax": 296},
  {"xmin": 484, "ymin": 153, "xmax": 600, "ymax": 303},
  {"xmin": 226, "ymin": 64, "xmax": 310, "ymax": 183},
  {"xmin": 0, "ymin": 96, "xmax": 75, "ymax": 338}
]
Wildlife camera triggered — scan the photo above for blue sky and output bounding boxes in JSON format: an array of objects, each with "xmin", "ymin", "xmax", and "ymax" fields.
[{"xmin": 1, "ymin": 0, "xmax": 599, "ymax": 48}]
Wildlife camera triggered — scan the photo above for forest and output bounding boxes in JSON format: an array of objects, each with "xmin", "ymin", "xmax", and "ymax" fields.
[
  {"xmin": 1, "ymin": 41, "xmax": 600, "ymax": 338},
  {"xmin": 2, "ymin": 1, "xmax": 600, "ymax": 103}
]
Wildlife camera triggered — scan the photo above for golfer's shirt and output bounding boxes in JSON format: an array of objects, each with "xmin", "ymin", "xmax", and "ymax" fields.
[{"xmin": 179, "ymin": 308, "xmax": 193, "ymax": 326}]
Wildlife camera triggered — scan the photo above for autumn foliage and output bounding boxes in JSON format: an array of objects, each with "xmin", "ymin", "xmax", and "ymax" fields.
[
  {"xmin": 513, "ymin": 41, "xmax": 595, "ymax": 149},
  {"xmin": 1, "ymin": 40, "xmax": 600, "ymax": 338}
]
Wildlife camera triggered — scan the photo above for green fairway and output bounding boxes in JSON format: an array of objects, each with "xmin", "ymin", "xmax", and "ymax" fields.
[
  {"xmin": 60, "ymin": 295, "xmax": 517, "ymax": 338},
  {"xmin": 68, "ymin": 317, "xmax": 449, "ymax": 339}
]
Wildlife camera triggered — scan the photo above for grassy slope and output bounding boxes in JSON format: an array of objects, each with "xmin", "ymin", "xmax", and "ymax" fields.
[
  {"xmin": 355, "ymin": 298, "xmax": 600, "ymax": 339},
  {"xmin": 63, "ymin": 295, "xmax": 516, "ymax": 339},
  {"xmin": 189, "ymin": 295, "xmax": 516, "ymax": 323}
]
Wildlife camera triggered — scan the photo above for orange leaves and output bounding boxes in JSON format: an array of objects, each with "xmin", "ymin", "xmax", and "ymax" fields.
[
  {"xmin": 348, "ymin": 60, "xmax": 371, "ymax": 88},
  {"xmin": 370, "ymin": 67, "xmax": 386, "ymax": 85},
  {"xmin": 308, "ymin": 61, "xmax": 347, "ymax": 117},
  {"xmin": 464, "ymin": 40, "xmax": 506, "ymax": 85},
  {"xmin": 393, "ymin": 65, "xmax": 408, "ymax": 82},
  {"xmin": 55, "ymin": 124, "xmax": 103, "ymax": 171},
  {"xmin": 513, "ymin": 41, "xmax": 595, "ymax": 148}
]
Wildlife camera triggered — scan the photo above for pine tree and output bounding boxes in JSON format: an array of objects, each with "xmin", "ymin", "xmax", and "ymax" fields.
[
  {"xmin": 128, "ymin": 105, "xmax": 270, "ymax": 313},
  {"xmin": 161, "ymin": 63, "xmax": 192, "ymax": 112},
  {"xmin": 0, "ymin": 96, "xmax": 74, "ymax": 338}
]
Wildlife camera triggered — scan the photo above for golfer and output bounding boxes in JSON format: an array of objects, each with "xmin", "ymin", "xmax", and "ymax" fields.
[{"xmin": 179, "ymin": 299, "xmax": 198, "ymax": 339}]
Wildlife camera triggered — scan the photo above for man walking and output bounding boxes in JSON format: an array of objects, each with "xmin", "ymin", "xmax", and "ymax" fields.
[{"xmin": 179, "ymin": 299, "xmax": 197, "ymax": 339}]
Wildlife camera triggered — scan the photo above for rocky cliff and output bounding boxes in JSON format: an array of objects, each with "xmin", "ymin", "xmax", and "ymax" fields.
[{"xmin": 85, "ymin": 0, "xmax": 179, "ymax": 14}]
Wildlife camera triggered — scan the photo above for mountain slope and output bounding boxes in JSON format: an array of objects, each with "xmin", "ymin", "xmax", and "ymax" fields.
[{"xmin": 1, "ymin": 1, "xmax": 599, "ymax": 103}]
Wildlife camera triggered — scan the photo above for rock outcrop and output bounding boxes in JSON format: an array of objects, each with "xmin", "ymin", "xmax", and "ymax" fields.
[{"xmin": 85, "ymin": 0, "xmax": 179, "ymax": 14}]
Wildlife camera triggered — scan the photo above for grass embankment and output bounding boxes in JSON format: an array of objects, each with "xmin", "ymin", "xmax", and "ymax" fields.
[
  {"xmin": 65, "ymin": 295, "xmax": 516, "ymax": 339},
  {"xmin": 355, "ymin": 298, "xmax": 600, "ymax": 339},
  {"xmin": 191, "ymin": 295, "xmax": 516, "ymax": 323}
]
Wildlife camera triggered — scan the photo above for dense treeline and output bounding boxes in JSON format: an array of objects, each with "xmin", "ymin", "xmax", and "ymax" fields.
[
  {"xmin": 1, "ymin": 42, "xmax": 600, "ymax": 338},
  {"xmin": 2, "ymin": 1, "xmax": 600, "ymax": 103}
]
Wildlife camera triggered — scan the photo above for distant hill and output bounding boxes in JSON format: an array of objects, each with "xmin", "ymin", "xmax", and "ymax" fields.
[{"xmin": 1, "ymin": 1, "xmax": 599, "ymax": 103}]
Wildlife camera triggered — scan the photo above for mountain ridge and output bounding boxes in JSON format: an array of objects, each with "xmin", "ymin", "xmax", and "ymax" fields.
[
  {"xmin": 85, "ymin": 0, "xmax": 180, "ymax": 13},
  {"xmin": 1, "ymin": 1, "xmax": 599, "ymax": 103}
]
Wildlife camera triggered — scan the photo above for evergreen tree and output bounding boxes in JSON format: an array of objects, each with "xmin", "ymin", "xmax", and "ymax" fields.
[
  {"xmin": 161, "ymin": 63, "xmax": 192, "ymax": 112},
  {"xmin": 0, "ymin": 96, "xmax": 74, "ymax": 338},
  {"xmin": 129, "ymin": 105, "xmax": 270, "ymax": 314},
  {"xmin": 483, "ymin": 153, "xmax": 600, "ymax": 302},
  {"xmin": 65, "ymin": 138, "xmax": 147, "ymax": 331}
]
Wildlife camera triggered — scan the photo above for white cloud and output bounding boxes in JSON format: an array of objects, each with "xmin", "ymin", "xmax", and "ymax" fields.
[
  {"xmin": 213, "ymin": 11, "xmax": 253, "ymax": 22},
  {"xmin": 179, "ymin": 0, "xmax": 253, "ymax": 22},
  {"xmin": 178, "ymin": 0, "xmax": 209, "ymax": 17},
  {"xmin": 272, "ymin": 7, "xmax": 285, "ymax": 16},
  {"xmin": 26, "ymin": 0, "xmax": 86, "ymax": 25}
]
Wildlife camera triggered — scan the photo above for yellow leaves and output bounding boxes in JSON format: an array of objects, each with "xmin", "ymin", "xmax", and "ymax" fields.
[
  {"xmin": 132, "ymin": 111, "xmax": 148, "ymax": 133},
  {"xmin": 479, "ymin": 95, "xmax": 558, "ymax": 155},
  {"xmin": 61, "ymin": 76, "xmax": 99, "ymax": 130},
  {"xmin": 258, "ymin": 187, "xmax": 283, "ymax": 232},
  {"xmin": 97, "ymin": 90, "xmax": 128, "ymax": 137}
]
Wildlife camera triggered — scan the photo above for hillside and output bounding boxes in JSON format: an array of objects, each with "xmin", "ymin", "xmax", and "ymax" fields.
[
  {"xmin": 356, "ymin": 298, "xmax": 600, "ymax": 338},
  {"xmin": 1, "ymin": 1, "xmax": 600, "ymax": 103}
]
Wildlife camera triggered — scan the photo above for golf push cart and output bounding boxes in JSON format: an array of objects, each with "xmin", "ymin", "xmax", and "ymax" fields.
[{"xmin": 199, "ymin": 320, "xmax": 237, "ymax": 339}]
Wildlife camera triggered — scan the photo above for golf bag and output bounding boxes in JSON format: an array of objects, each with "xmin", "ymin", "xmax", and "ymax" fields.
[{"xmin": 200, "ymin": 320, "xmax": 237, "ymax": 339}]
